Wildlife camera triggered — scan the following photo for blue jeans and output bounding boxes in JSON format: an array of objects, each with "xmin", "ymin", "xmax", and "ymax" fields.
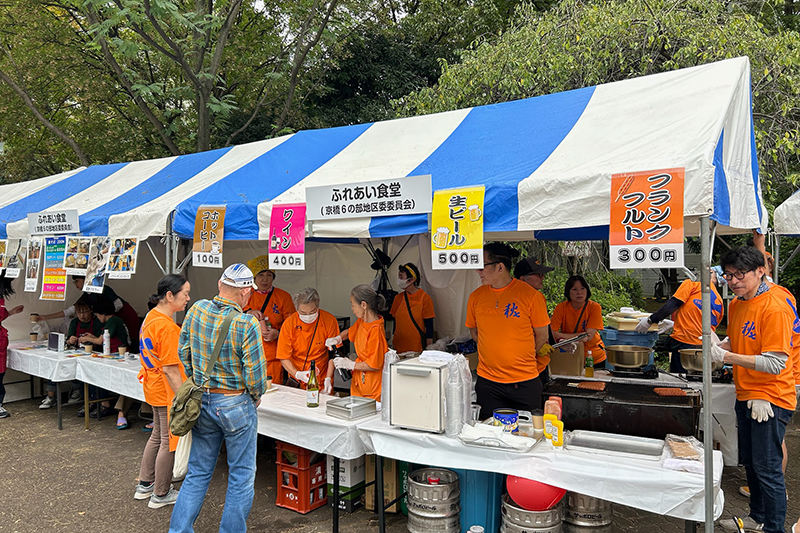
[
  {"xmin": 735, "ymin": 399, "xmax": 792, "ymax": 533},
  {"xmin": 168, "ymin": 393, "xmax": 258, "ymax": 533}
]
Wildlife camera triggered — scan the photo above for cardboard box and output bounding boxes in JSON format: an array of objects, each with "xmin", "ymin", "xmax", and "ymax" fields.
[
  {"xmin": 327, "ymin": 481, "xmax": 366, "ymax": 513},
  {"xmin": 365, "ymin": 456, "xmax": 400, "ymax": 513},
  {"xmin": 326, "ymin": 455, "xmax": 366, "ymax": 487},
  {"xmin": 548, "ymin": 343, "xmax": 585, "ymax": 376},
  {"xmin": 465, "ymin": 352, "xmax": 478, "ymax": 371}
]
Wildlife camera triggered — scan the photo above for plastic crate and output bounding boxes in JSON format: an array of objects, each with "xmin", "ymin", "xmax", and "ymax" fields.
[
  {"xmin": 277, "ymin": 441, "xmax": 323, "ymax": 470},
  {"xmin": 451, "ymin": 468, "xmax": 504, "ymax": 532},
  {"xmin": 598, "ymin": 329, "xmax": 659, "ymax": 349},
  {"xmin": 276, "ymin": 459, "xmax": 328, "ymax": 514}
]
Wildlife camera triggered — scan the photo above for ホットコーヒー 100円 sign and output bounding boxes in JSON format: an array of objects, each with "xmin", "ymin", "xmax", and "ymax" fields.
[
  {"xmin": 305, "ymin": 175, "xmax": 432, "ymax": 221},
  {"xmin": 27, "ymin": 209, "xmax": 80, "ymax": 235},
  {"xmin": 609, "ymin": 168, "xmax": 684, "ymax": 269}
]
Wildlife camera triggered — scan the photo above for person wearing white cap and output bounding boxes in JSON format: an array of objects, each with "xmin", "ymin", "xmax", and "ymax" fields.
[{"xmin": 169, "ymin": 263, "xmax": 268, "ymax": 533}]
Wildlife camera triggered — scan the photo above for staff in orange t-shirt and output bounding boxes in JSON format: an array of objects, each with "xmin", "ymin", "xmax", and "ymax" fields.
[
  {"xmin": 513, "ymin": 255, "xmax": 557, "ymax": 382},
  {"xmin": 713, "ymin": 246, "xmax": 795, "ymax": 533},
  {"xmin": 327, "ymin": 285, "xmax": 389, "ymax": 401},
  {"xmin": 135, "ymin": 274, "xmax": 191, "ymax": 506},
  {"xmin": 466, "ymin": 243, "xmax": 551, "ymax": 419},
  {"xmin": 551, "ymin": 275, "xmax": 606, "ymax": 366},
  {"xmin": 390, "ymin": 263, "xmax": 435, "ymax": 353},
  {"xmin": 244, "ymin": 256, "xmax": 296, "ymax": 385},
  {"xmin": 277, "ymin": 287, "xmax": 340, "ymax": 395}
]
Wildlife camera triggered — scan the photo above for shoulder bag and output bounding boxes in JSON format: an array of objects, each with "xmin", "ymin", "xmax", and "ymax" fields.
[
  {"xmin": 404, "ymin": 292, "xmax": 427, "ymax": 350},
  {"xmin": 169, "ymin": 310, "xmax": 239, "ymax": 436}
]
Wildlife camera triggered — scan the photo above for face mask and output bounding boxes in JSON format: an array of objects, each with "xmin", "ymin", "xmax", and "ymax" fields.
[
  {"xmin": 299, "ymin": 312, "xmax": 318, "ymax": 324},
  {"xmin": 397, "ymin": 278, "xmax": 411, "ymax": 289}
]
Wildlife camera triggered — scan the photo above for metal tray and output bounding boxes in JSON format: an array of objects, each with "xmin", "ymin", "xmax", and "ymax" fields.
[
  {"xmin": 564, "ymin": 430, "xmax": 664, "ymax": 461},
  {"xmin": 325, "ymin": 396, "xmax": 377, "ymax": 420}
]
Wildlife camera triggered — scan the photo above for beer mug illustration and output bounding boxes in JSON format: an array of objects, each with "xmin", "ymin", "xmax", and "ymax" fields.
[
  {"xmin": 433, "ymin": 227, "xmax": 450, "ymax": 249},
  {"xmin": 469, "ymin": 204, "xmax": 482, "ymax": 222}
]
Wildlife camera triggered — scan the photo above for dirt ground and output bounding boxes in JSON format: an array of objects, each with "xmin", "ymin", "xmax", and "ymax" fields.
[{"xmin": 1, "ymin": 397, "xmax": 800, "ymax": 533}]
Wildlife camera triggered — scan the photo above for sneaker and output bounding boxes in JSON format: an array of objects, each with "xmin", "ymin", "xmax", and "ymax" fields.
[
  {"xmin": 0, "ymin": 405, "xmax": 9, "ymax": 418},
  {"xmin": 739, "ymin": 485, "xmax": 750, "ymax": 497},
  {"xmin": 134, "ymin": 481, "xmax": 155, "ymax": 500},
  {"xmin": 39, "ymin": 396, "xmax": 56, "ymax": 409},
  {"xmin": 76, "ymin": 405, "xmax": 96, "ymax": 418},
  {"xmin": 148, "ymin": 487, "xmax": 179, "ymax": 509},
  {"xmin": 68, "ymin": 388, "xmax": 83, "ymax": 402},
  {"xmin": 719, "ymin": 515, "xmax": 763, "ymax": 532}
]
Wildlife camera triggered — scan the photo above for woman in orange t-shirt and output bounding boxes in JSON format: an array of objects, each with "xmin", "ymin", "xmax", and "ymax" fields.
[
  {"xmin": 390, "ymin": 263, "xmax": 435, "ymax": 353},
  {"xmin": 328, "ymin": 285, "xmax": 388, "ymax": 401},
  {"xmin": 551, "ymin": 276, "xmax": 606, "ymax": 367},
  {"xmin": 135, "ymin": 274, "xmax": 191, "ymax": 505}
]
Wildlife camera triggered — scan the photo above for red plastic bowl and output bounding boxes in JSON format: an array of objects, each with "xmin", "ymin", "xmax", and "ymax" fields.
[{"xmin": 507, "ymin": 475, "xmax": 566, "ymax": 511}]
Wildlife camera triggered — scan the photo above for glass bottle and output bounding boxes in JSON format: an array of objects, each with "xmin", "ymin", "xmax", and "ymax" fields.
[{"xmin": 306, "ymin": 360, "xmax": 319, "ymax": 408}]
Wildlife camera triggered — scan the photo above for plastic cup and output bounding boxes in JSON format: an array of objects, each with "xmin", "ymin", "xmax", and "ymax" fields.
[
  {"xmin": 29, "ymin": 333, "xmax": 37, "ymax": 342},
  {"xmin": 84, "ymin": 344, "xmax": 93, "ymax": 354},
  {"xmin": 470, "ymin": 404, "xmax": 481, "ymax": 422},
  {"xmin": 266, "ymin": 376, "xmax": 273, "ymax": 390}
]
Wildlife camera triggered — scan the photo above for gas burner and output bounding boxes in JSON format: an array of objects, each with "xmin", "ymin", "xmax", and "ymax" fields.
[
  {"xmin": 610, "ymin": 366, "xmax": 660, "ymax": 380},
  {"xmin": 685, "ymin": 367, "xmax": 733, "ymax": 383}
]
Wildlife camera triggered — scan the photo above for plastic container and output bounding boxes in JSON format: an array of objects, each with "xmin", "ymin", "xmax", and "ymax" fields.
[
  {"xmin": 452, "ymin": 468, "xmax": 504, "ymax": 533},
  {"xmin": 102, "ymin": 330, "xmax": 111, "ymax": 355},
  {"xmin": 276, "ymin": 443, "xmax": 327, "ymax": 514},
  {"xmin": 598, "ymin": 329, "xmax": 659, "ymax": 349}
]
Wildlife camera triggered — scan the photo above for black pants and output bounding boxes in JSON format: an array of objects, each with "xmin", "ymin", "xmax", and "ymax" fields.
[
  {"xmin": 0, "ymin": 371, "xmax": 4, "ymax": 404},
  {"xmin": 665, "ymin": 337, "xmax": 698, "ymax": 373},
  {"xmin": 475, "ymin": 375, "xmax": 543, "ymax": 420}
]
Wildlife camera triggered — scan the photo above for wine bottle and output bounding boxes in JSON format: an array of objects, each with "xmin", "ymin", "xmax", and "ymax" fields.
[
  {"xmin": 306, "ymin": 360, "xmax": 319, "ymax": 408},
  {"xmin": 330, "ymin": 346, "xmax": 352, "ymax": 381}
]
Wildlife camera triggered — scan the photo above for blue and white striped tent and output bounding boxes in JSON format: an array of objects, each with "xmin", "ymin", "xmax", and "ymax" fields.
[
  {"xmin": 775, "ymin": 189, "xmax": 800, "ymax": 237},
  {"xmin": 0, "ymin": 56, "xmax": 764, "ymax": 242}
]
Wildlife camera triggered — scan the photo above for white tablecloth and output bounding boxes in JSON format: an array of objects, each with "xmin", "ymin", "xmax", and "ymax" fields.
[
  {"xmin": 257, "ymin": 385, "xmax": 377, "ymax": 460},
  {"xmin": 358, "ymin": 418, "xmax": 725, "ymax": 523},
  {"xmin": 7, "ymin": 342, "xmax": 79, "ymax": 383}
]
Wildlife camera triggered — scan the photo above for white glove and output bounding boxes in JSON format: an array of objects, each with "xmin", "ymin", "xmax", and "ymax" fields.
[
  {"xmin": 634, "ymin": 316, "xmax": 652, "ymax": 333},
  {"xmin": 323, "ymin": 377, "xmax": 333, "ymax": 395},
  {"xmin": 747, "ymin": 399, "xmax": 774, "ymax": 423},
  {"xmin": 563, "ymin": 342, "xmax": 578, "ymax": 354},
  {"xmin": 295, "ymin": 371, "xmax": 310, "ymax": 384},
  {"xmin": 333, "ymin": 357, "xmax": 355, "ymax": 371},
  {"xmin": 325, "ymin": 335, "xmax": 342, "ymax": 349},
  {"xmin": 657, "ymin": 319, "xmax": 674, "ymax": 335},
  {"xmin": 709, "ymin": 342, "xmax": 727, "ymax": 364}
]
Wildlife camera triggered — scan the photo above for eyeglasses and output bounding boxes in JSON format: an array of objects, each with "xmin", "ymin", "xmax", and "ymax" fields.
[
  {"xmin": 478, "ymin": 261, "xmax": 500, "ymax": 270},
  {"xmin": 721, "ymin": 269, "xmax": 753, "ymax": 281}
]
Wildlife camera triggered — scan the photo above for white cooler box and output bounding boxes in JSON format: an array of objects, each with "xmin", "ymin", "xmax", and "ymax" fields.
[{"xmin": 389, "ymin": 356, "xmax": 449, "ymax": 433}]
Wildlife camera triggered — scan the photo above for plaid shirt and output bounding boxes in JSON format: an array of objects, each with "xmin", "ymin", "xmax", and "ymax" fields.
[{"xmin": 179, "ymin": 295, "xmax": 268, "ymax": 400}]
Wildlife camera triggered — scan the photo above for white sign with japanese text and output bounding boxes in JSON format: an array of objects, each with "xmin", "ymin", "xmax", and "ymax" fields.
[
  {"xmin": 306, "ymin": 175, "xmax": 432, "ymax": 221},
  {"xmin": 27, "ymin": 210, "xmax": 80, "ymax": 235}
]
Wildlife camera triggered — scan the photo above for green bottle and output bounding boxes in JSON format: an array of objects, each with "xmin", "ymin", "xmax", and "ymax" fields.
[{"xmin": 306, "ymin": 361, "xmax": 319, "ymax": 408}]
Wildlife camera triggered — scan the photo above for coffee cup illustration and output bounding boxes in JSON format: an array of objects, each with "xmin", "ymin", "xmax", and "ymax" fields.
[
  {"xmin": 210, "ymin": 241, "xmax": 221, "ymax": 254},
  {"xmin": 433, "ymin": 227, "xmax": 450, "ymax": 249},
  {"xmin": 469, "ymin": 204, "xmax": 482, "ymax": 222}
]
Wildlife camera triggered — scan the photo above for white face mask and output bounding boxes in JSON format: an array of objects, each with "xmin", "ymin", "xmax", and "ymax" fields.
[
  {"xmin": 397, "ymin": 278, "xmax": 411, "ymax": 289},
  {"xmin": 299, "ymin": 312, "xmax": 318, "ymax": 324}
]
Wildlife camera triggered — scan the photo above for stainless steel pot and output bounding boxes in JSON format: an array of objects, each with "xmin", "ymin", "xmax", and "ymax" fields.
[
  {"xmin": 605, "ymin": 345, "xmax": 650, "ymax": 368},
  {"xmin": 678, "ymin": 349, "xmax": 723, "ymax": 372}
]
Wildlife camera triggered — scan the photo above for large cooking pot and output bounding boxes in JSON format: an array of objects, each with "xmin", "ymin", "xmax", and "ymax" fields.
[
  {"xmin": 606, "ymin": 345, "xmax": 650, "ymax": 368},
  {"xmin": 679, "ymin": 349, "xmax": 723, "ymax": 372}
]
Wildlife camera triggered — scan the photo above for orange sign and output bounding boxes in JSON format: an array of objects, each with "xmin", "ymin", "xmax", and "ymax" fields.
[{"xmin": 609, "ymin": 168, "xmax": 684, "ymax": 269}]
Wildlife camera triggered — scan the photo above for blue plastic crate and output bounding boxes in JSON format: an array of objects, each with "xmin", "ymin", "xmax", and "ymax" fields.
[
  {"xmin": 598, "ymin": 329, "xmax": 659, "ymax": 349},
  {"xmin": 451, "ymin": 468, "xmax": 503, "ymax": 533}
]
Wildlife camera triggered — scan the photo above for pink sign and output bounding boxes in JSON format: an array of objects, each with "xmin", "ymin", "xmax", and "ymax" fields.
[{"xmin": 268, "ymin": 203, "xmax": 306, "ymax": 270}]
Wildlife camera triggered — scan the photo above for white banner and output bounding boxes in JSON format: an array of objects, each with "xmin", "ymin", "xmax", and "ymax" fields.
[
  {"xmin": 306, "ymin": 175, "xmax": 432, "ymax": 221},
  {"xmin": 610, "ymin": 243, "xmax": 684, "ymax": 269},
  {"xmin": 28, "ymin": 209, "xmax": 80, "ymax": 235}
]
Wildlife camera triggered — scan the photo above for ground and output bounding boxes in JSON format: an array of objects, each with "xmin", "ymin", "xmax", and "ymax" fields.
[{"xmin": 1, "ymin": 398, "xmax": 799, "ymax": 533}]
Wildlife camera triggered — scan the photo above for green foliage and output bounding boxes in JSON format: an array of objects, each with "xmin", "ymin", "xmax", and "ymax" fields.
[{"xmin": 537, "ymin": 267, "xmax": 645, "ymax": 315}]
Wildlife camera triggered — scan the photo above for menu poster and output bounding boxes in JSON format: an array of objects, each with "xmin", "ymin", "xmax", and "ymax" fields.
[
  {"xmin": 40, "ymin": 236, "xmax": 67, "ymax": 301},
  {"xmin": 268, "ymin": 204, "xmax": 306, "ymax": 270},
  {"xmin": 24, "ymin": 237, "xmax": 43, "ymax": 292},
  {"xmin": 609, "ymin": 168, "xmax": 685, "ymax": 269},
  {"xmin": 430, "ymin": 186, "xmax": 485, "ymax": 270},
  {"xmin": 0, "ymin": 240, "xmax": 6, "ymax": 271},
  {"xmin": 82, "ymin": 237, "xmax": 109, "ymax": 294},
  {"xmin": 4, "ymin": 238, "xmax": 27, "ymax": 278},
  {"xmin": 107, "ymin": 237, "xmax": 139, "ymax": 279},
  {"xmin": 192, "ymin": 206, "xmax": 226, "ymax": 269},
  {"xmin": 63, "ymin": 236, "xmax": 93, "ymax": 276}
]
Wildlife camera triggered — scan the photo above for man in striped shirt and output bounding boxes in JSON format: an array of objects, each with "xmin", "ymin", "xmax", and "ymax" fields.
[{"xmin": 169, "ymin": 263, "xmax": 268, "ymax": 533}]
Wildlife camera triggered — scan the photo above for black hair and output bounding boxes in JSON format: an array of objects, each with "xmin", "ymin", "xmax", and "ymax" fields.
[
  {"xmin": 72, "ymin": 275, "xmax": 86, "ymax": 281},
  {"xmin": 398, "ymin": 263, "xmax": 421, "ymax": 287},
  {"xmin": 351, "ymin": 284, "xmax": 387, "ymax": 314},
  {"xmin": 720, "ymin": 246, "xmax": 766, "ymax": 274},
  {"xmin": 93, "ymin": 299, "xmax": 115, "ymax": 316},
  {"xmin": 74, "ymin": 296, "xmax": 93, "ymax": 311},
  {"xmin": 0, "ymin": 271, "xmax": 14, "ymax": 299},
  {"xmin": 484, "ymin": 242, "xmax": 520, "ymax": 271},
  {"xmin": 149, "ymin": 274, "xmax": 188, "ymax": 306},
  {"xmin": 564, "ymin": 275, "xmax": 591, "ymax": 301}
]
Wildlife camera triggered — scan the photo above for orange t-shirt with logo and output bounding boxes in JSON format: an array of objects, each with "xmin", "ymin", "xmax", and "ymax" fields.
[
  {"xmin": 768, "ymin": 282, "xmax": 800, "ymax": 386},
  {"xmin": 551, "ymin": 300, "xmax": 606, "ymax": 364},
  {"xmin": 670, "ymin": 280, "xmax": 724, "ymax": 345},
  {"xmin": 466, "ymin": 279, "xmax": 551, "ymax": 383},
  {"xmin": 728, "ymin": 286, "xmax": 796, "ymax": 411},
  {"xmin": 276, "ymin": 310, "xmax": 340, "ymax": 382},
  {"xmin": 349, "ymin": 317, "xmax": 388, "ymax": 401},
  {"xmin": 390, "ymin": 289, "xmax": 435, "ymax": 353},
  {"xmin": 245, "ymin": 287, "xmax": 295, "ymax": 380}
]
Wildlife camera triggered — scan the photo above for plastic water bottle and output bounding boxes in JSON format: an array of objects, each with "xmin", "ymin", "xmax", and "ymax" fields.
[{"xmin": 103, "ymin": 330, "xmax": 111, "ymax": 355}]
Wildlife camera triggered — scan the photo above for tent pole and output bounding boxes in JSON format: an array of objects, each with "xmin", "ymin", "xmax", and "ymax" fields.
[
  {"xmin": 145, "ymin": 240, "xmax": 167, "ymax": 276},
  {"xmin": 165, "ymin": 211, "xmax": 174, "ymax": 275},
  {"xmin": 700, "ymin": 216, "xmax": 714, "ymax": 532},
  {"xmin": 773, "ymin": 234, "xmax": 780, "ymax": 284}
]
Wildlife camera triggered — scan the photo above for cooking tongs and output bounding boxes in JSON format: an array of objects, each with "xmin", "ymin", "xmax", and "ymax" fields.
[{"xmin": 550, "ymin": 332, "xmax": 590, "ymax": 350}]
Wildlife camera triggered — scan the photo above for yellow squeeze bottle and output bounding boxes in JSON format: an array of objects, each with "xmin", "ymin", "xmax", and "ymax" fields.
[
  {"xmin": 543, "ymin": 413, "xmax": 557, "ymax": 440},
  {"xmin": 551, "ymin": 420, "xmax": 565, "ymax": 448}
]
